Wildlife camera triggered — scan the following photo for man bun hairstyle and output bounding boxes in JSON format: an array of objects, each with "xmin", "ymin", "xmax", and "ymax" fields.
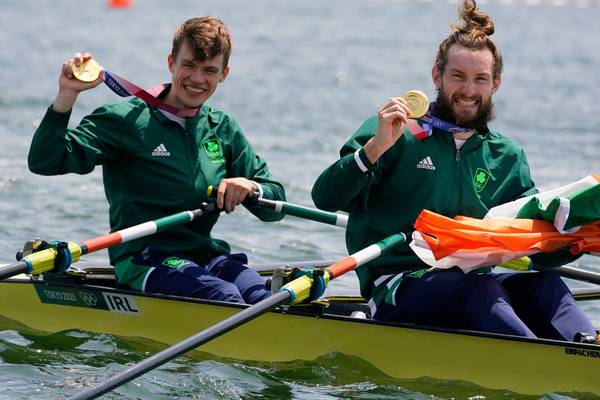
[
  {"xmin": 172, "ymin": 16, "xmax": 232, "ymax": 68},
  {"xmin": 435, "ymin": 0, "xmax": 503, "ymax": 78}
]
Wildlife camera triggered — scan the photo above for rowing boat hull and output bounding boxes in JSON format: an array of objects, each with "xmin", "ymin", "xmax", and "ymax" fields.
[{"xmin": 0, "ymin": 276, "xmax": 598, "ymax": 396}]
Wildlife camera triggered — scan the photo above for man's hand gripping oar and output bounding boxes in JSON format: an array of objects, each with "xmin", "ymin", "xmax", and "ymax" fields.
[
  {"xmin": 0, "ymin": 203, "xmax": 217, "ymax": 281},
  {"xmin": 207, "ymin": 185, "xmax": 349, "ymax": 227},
  {"xmin": 67, "ymin": 233, "xmax": 407, "ymax": 400}
]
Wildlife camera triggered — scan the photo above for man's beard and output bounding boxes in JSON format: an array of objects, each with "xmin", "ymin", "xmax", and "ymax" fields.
[{"xmin": 433, "ymin": 89, "xmax": 496, "ymax": 131}]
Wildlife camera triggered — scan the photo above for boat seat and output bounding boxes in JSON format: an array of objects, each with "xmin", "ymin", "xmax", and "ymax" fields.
[
  {"xmin": 65, "ymin": 260, "xmax": 116, "ymax": 283},
  {"xmin": 323, "ymin": 296, "xmax": 371, "ymax": 319}
]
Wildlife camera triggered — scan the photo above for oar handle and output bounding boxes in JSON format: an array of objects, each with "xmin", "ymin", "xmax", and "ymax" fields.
[{"xmin": 206, "ymin": 185, "xmax": 348, "ymax": 227}]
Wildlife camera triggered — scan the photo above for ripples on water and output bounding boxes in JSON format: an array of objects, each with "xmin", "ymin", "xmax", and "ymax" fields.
[
  {"xmin": 1, "ymin": 0, "xmax": 600, "ymax": 398},
  {"xmin": 1, "ymin": 325, "xmax": 594, "ymax": 400}
]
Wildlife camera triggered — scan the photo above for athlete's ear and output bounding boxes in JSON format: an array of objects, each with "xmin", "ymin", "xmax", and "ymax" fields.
[
  {"xmin": 219, "ymin": 66, "xmax": 230, "ymax": 83},
  {"xmin": 168, "ymin": 54, "xmax": 174, "ymax": 74},
  {"xmin": 432, "ymin": 65, "xmax": 442, "ymax": 89},
  {"xmin": 492, "ymin": 73, "xmax": 501, "ymax": 95}
]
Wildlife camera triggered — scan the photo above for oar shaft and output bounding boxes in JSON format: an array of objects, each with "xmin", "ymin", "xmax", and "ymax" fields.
[
  {"xmin": 83, "ymin": 207, "xmax": 212, "ymax": 253},
  {"xmin": 328, "ymin": 233, "xmax": 406, "ymax": 279},
  {"xmin": 0, "ymin": 261, "xmax": 28, "ymax": 280},
  {"xmin": 572, "ymin": 287, "xmax": 600, "ymax": 301},
  {"xmin": 254, "ymin": 197, "xmax": 348, "ymax": 227},
  {"xmin": 0, "ymin": 204, "xmax": 215, "ymax": 280},
  {"xmin": 550, "ymin": 265, "xmax": 600, "ymax": 285},
  {"xmin": 206, "ymin": 186, "xmax": 348, "ymax": 227},
  {"xmin": 67, "ymin": 291, "xmax": 291, "ymax": 400},
  {"xmin": 252, "ymin": 260, "xmax": 339, "ymax": 274},
  {"xmin": 282, "ymin": 233, "xmax": 407, "ymax": 305},
  {"xmin": 70, "ymin": 232, "xmax": 407, "ymax": 399}
]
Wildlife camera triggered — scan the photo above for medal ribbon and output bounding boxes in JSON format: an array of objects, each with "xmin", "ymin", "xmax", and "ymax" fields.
[
  {"xmin": 103, "ymin": 71, "xmax": 199, "ymax": 118},
  {"xmin": 406, "ymin": 102, "xmax": 472, "ymax": 140}
]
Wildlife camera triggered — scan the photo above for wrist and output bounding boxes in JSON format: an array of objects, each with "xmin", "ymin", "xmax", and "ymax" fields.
[
  {"xmin": 52, "ymin": 89, "xmax": 79, "ymax": 113},
  {"xmin": 363, "ymin": 138, "xmax": 388, "ymax": 163},
  {"xmin": 251, "ymin": 181, "xmax": 264, "ymax": 198}
]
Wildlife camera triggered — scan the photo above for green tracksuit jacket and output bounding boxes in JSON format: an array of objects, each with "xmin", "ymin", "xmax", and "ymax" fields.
[
  {"xmin": 29, "ymin": 97, "xmax": 285, "ymax": 288},
  {"xmin": 312, "ymin": 115, "xmax": 538, "ymax": 299}
]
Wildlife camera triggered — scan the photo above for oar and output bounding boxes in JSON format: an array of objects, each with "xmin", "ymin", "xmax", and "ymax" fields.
[
  {"xmin": 216, "ymin": 187, "xmax": 600, "ymax": 283},
  {"xmin": 68, "ymin": 233, "xmax": 407, "ymax": 400},
  {"xmin": 496, "ymin": 256, "xmax": 600, "ymax": 285},
  {"xmin": 213, "ymin": 185, "xmax": 600, "ymax": 285},
  {"xmin": 551, "ymin": 265, "xmax": 600, "ymax": 285},
  {"xmin": 206, "ymin": 186, "xmax": 348, "ymax": 227},
  {"xmin": 0, "ymin": 203, "xmax": 216, "ymax": 281},
  {"xmin": 230, "ymin": 188, "xmax": 600, "ymax": 285},
  {"xmin": 252, "ymin": 259, "xmax": 339, "ymax": 275},
  {"xmin": 250, "ymin": 196, "xmax": 348, "ymax": 227},
  {"xmin": 572, "ymin": 287, "xmax": 600, "ymax": 301}
]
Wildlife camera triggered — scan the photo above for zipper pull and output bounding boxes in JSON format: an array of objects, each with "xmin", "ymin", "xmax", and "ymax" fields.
[{"xmin": 455, "ymin": 149, "xmax": 460, "ymax": 161}]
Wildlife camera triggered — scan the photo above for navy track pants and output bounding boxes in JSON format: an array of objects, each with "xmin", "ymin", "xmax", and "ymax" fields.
[
  {"xmin": 137, "ymin": 248, "xmax": 271, "ymax": 304},
  {"xmin": 374, "ymin": 268, "xmax": 595, "ymax": 341}
]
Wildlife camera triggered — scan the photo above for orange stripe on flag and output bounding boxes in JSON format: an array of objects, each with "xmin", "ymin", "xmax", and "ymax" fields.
[{"xmin": 413, "ymin": 210, "xmax": 600, "ymax": 271}]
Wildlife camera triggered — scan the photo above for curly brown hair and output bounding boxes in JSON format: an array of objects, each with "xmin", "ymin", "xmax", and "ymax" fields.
[
  {"xmin": 435, "ymin": 0, "xmax": 502, "ymax": 78},
  {"xmin": 171, "ymin": 16, "xmax": 232, "ymax": 69}
]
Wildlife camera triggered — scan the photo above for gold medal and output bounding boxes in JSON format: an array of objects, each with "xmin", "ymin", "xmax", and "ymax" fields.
[
  {"xmin": 71, "ymin": 58, "xmax": 103, "ymax": 82},
  {"xmin": 401, "ymin": 90, "xmax": 429, "ymax": 119}
]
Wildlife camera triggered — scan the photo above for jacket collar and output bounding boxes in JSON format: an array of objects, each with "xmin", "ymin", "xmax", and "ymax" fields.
[{"xmin": 145, "ymin": 84, "xmax": 221, "ymax": 128}]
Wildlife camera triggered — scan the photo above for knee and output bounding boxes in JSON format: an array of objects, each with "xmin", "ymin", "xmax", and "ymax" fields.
[
  {"xmin": 535, "ymin": 271, "xmax": 570, "ymax": 293},
  {"xmin": 191, "ymin": 280, "xmax": 244, "ymax": 303},
  {"xmin": 452, "ymin": 275, "xmax": 510, "ymax": 313},
  {"xmin": 471, "ymin": 275, "xmax": 507, "ymax": 298},
  {"xmin": 214, "ymin": 282, "xmax": 245, "ymax": 303},
  {"xmin": 536, "ymin": 271, "xmax": 563, "ymax": 283}
]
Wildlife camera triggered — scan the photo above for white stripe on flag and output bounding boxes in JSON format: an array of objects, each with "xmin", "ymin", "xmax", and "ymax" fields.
[
  {"xmin": 555, "ymin": 197, "xmax": 581, "ymax": 234},
  {"xmin": 486, "ymin": 174, "xmax": 599, "ymax": 219}
]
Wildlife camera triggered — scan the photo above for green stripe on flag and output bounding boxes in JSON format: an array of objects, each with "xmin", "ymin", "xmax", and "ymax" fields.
[{"xmin": 516, "ymin": 185, "xmax": 600, "ymax": 232}]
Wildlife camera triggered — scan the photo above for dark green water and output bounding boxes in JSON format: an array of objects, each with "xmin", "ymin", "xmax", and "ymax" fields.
[{"xmin": 1, "ymin": 0, "xmax": 600, "ymax": 398}]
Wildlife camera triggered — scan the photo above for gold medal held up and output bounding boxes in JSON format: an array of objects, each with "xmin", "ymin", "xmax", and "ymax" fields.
[
  {"xmin": 401, "ymin": 90, "xmax": 429, "ymax": 119},
  {"xmin": 71, "ymin": 58, "xmax": 103, "ymax": 82}
]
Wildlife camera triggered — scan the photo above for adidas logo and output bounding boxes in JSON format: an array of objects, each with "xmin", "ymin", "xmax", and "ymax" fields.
[
  {"xmin": 416, "ymin": 156, "xmax": 436, "ymax": 170},
  {"xmin": 151, "ymin": 143, "xmax": 171, "ymax": 157}
]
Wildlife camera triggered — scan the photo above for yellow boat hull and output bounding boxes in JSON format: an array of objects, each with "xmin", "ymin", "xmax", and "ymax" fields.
[{"xmin": 0, "ymin": 276, "xmax": 599, "ymax": 396}]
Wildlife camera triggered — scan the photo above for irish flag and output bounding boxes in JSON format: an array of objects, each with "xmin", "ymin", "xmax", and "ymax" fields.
[
  {"xmin": 410, "ymin": 175, "xmax": 600, "ymax": 273},
  {"xmin": 486, "ymin": 174, "xmax": 600, "ymax": 233}
]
